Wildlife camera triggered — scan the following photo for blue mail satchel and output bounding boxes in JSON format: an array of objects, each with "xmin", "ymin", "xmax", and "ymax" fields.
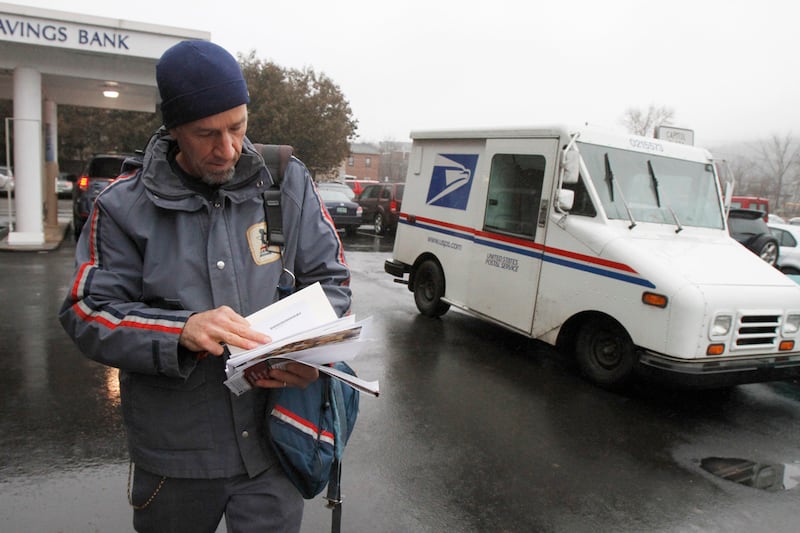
[{"xmin": 267, "ymin": 362, "xmax": 360, "ymax": 500}]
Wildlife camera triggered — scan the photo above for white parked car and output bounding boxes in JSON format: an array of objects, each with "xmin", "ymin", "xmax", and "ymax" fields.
[
  {"xmin": 55, "ymin": 173, "xmax": 74, "ymax": 198},
  {"xmin": 0, "ymin": 165, "xmax": 13, "ymax": 196},
  {"xmin": 768, "ymin": 222, "xmax": 800, "ymax": 275}
]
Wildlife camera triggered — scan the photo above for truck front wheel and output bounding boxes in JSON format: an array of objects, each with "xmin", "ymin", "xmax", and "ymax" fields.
[
  {"xmin": 575, "ymin": 316, "xmax": 636, "ymax": 388},
  {"xmin": 414, "ymin": 259, "xmax": 450, "ymax": 317}
]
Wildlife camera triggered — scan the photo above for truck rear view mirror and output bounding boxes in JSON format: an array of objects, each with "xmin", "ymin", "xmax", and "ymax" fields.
[
  {"xmin": 723, "ymin": 181, "xmax": 734, "ymax": 211},
  {"xmin": 561, "ymin": 150, "xmax": 580, "ymax": 184},
  {"xmin": 557, "ymin": 188, "xmax": 575, "ymax": 211}
]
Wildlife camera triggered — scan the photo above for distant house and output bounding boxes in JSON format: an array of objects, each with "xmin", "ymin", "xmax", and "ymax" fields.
[
  {"xmin": 340, "ymin": 143, "xmax": 381, "ymax": 181},
  {"xmin": 319, "ymin": 142, "xmax": 410, "ymax": 184}
]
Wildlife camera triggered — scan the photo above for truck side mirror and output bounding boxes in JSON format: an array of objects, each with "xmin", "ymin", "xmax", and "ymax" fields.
[
  {"xmin": 561, "ymin": 150, "xmax": 580, "ymax": 185},
  {"xmin": 723, "ymin": 181, "xmax": 733, "ymax": 210},
  {"xmin": 557, "ymin": 188, "xmax": 574, "ymax": 211}
]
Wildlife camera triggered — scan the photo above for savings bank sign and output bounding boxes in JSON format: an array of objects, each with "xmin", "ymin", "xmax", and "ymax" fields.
[{"xmin": 0, "ymin": 11, "xmax": 183, "ymax": 59}]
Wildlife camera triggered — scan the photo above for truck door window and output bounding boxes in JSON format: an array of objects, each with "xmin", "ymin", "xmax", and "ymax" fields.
[
  {"xmin": 563, "ymin": 175, "xmax": 597, "ymax": 217},
  {"xmin": 484, "ymin": 153, "xmax": 545, "ymax": 238}
]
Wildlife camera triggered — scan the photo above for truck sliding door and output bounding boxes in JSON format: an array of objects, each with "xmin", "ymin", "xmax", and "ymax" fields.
[{"xmin": 467, "ymin": 138, "xmax": 558, "ymax": 334}]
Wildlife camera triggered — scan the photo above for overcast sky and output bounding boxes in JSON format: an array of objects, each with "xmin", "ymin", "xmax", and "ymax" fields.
[{"xmin": 10, "ymin": 0, "xmax": 799, "ymax": 147}]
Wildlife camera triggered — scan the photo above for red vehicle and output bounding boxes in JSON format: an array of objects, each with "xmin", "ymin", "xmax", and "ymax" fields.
[
  {"xmin": 344, "ymin": 178, "xmax": 379, "ymax": 197},
  {"xmin": 356, "ymin": 182, "xmax": 405, "ymax": 235}
]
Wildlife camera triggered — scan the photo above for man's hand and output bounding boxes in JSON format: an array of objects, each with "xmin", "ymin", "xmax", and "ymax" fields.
[
  {"xmin": 179, "ymin": 306, "xmax": 270, "ymax": 356},
  {"xmin": 254, "ymin": 362, "xmax": 320, "ymax": 390}
]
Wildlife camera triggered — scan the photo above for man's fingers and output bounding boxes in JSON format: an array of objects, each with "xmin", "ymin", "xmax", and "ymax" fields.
[
  {"xmin": 252, "ymin": 377, "xmax": 289, "ymax": 389},
  {"xmin": 179, "ymin": 307, "xmax": 269, "ymax": 354},
  {"xmin": 268, "ymin": 364, "xmax": 319, "ymax": 388},
  {"xmin": 252, "ymin": 363, "xmax": 320, "ymax": 390}
]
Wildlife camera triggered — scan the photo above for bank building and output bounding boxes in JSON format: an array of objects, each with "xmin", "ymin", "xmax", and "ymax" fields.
[{"xmin": 0, "ymin": 2, "xmax": 207, "ymax": 247}]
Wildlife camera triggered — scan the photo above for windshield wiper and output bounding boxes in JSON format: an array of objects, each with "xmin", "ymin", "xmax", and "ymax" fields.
[
  {"xmin": 647, "ymin": 160, "xmax": 661, "ymax": 207},
  {"xmin": 604, "ymin": 153, "xmax": 637, "ymax": 230},
  {"xmin": 648, "ymin": 161, "xmax": 683, "ymax": 232},
  {"xmin": 667, "ymin": 206, "xmax": 684, "ymax": 233},
  {"xmin": 604, "ymin": 152, "xmax": 615, "ymax": 202}
]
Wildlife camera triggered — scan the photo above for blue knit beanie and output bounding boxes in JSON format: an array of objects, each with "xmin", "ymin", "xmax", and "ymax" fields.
[{"xmin": 156, "ymin": 40, "xmax": 250, "ymax": 128}]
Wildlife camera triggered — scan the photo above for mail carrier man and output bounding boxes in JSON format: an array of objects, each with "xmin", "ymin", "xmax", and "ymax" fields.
[{"xmin": 59, "ymin": 40, "xmax": 351, "ymax": 533}]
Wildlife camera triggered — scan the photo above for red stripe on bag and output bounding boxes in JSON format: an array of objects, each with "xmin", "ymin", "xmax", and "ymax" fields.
[{"xmin": 272, "ymin": 405, "xmax": 335, "ymax": 446}]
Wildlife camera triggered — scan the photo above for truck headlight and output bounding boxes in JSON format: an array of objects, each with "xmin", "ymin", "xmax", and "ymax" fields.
[
  {"xmin": 710, "ymin": 315, "xmax": 733, "ymax": 338},
  {"xmin": 782, "ymin": 314, "xmax": 800, "ymax": 336}
]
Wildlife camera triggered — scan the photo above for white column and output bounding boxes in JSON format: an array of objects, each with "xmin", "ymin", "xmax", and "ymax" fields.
[{"xmin": 8, "ymin": 66, "xmax": 44, "ymax": 246}]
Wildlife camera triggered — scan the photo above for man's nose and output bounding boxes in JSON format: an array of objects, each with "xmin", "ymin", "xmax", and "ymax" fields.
[{"xmin": 214, "ymin": 132, "xmax": 238, "ymax": 159}]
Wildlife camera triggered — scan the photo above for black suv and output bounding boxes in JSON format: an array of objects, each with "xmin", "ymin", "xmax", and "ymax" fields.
[
  {"xmin": 357, "ymin": 182, "xmax": 405, "ymax": 235},
  {"xmin": 727, "ymin": 207, "xmax": 780, "ymax": 266},
  {"xmin": 72, "ymin": 154, "xmax": 131, "ymax": 240}
]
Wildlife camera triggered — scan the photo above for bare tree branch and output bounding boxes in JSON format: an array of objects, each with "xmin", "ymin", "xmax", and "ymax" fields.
[
  {"xmin": 620, "ymin": 104, "xmax": 675, "ymax": 137},
  {"xmin": 752, "ymin": 133, "xmax": 800, "ymax": 212}
]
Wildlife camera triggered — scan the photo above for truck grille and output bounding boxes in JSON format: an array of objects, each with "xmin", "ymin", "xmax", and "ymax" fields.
[{"xmin": 732, "ymin": 314, "xmax": 780, "ymax": 350}]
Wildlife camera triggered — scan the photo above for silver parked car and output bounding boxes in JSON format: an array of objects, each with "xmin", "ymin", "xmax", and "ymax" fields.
[
  {"xmin": 317, "ymin": 187, "xmax": 363, "ymax": 235},
  {"xmin": 56, "ymin": 173, "xmax": 75, "ymax": 198},
  {"xmin": 768, "ymin": 222, "xmax": 800, "ymax": 275},
  {"xmin": 316, "ymin": 181, "xmax": 355, "ymax": 201},
  {"xmin": 0, "ymin": 165, "xmax": 13, "ymax": 196}
]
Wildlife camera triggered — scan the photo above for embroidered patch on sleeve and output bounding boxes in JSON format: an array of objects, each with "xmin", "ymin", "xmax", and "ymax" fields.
[{"xmin": 247, "ymin": 222, "xmax": 282, "ymax": 265}]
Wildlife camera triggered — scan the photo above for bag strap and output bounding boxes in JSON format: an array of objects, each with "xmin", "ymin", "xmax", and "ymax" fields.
[
  {"xmin": 262, "ymin": 187, "xmax": 285, "ymax": 247},
  {"xmin": 253, "ymin": 143, "xmax": 294, "ymax": 187},
  {"xmin": 326, "ymin": 458, "xmax": 343, "ymax": 533},
  {"xmin": 254, "ymin": 143, "xmax": 294, "ymax": 247},
  {"xmin": 325, "ymin": 377, "xmax": 348, "ymax": 533},
  {"xmin": 256, "ymin": 143, "xmax": 347, "ymax": 531}
]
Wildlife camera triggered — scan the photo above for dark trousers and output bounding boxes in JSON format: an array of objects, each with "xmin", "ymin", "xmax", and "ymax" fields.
[{"xmin": 131, "ymin": 465, "xmax": 303, "ymax": 533}]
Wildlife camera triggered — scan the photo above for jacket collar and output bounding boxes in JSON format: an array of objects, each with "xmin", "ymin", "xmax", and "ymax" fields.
[{"xmin": 140, "ymin": 127, "xmax": 271, "ymax": 203}]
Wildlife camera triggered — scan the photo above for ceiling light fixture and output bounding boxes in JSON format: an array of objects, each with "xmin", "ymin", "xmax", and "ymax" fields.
[{"xmin": 102, "ymin": 81, "xmax": 120, "ymax": 98}]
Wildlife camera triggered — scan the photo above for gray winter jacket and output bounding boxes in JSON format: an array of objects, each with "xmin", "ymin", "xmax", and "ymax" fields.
[{"xmin": 59, "ymin": 129, "xmax": 351, "ymax": 479}]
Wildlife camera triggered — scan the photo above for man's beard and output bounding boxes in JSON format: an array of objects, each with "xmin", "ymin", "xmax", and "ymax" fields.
[{"xmin": 200, "ymin": 166, "xmax": 235, "ymax": 186}]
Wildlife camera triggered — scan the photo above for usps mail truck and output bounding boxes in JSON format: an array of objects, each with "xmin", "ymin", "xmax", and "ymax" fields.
[{"xmin": 384, "ymin": 125, "xmax": 800, "ymax": 388}]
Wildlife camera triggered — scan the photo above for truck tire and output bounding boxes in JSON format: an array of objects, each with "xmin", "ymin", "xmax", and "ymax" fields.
[
  {"xmin": 414, "ymin": 259, "xmax": 450, "ymax": 317},
  {"xmin": 575, "ymin": 316, "xmax": 636, "ymax": 388}
]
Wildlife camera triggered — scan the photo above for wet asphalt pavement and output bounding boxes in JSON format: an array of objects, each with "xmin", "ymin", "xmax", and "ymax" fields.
[{"xmin": 3, "ymin": 227, "xmax": 800, "ymax": 532}]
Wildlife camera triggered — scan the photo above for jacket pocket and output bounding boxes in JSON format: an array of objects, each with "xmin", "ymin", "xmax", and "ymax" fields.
[{"xmin": 122, "ymin": 368, "xmax": 213, "ymax": 451}]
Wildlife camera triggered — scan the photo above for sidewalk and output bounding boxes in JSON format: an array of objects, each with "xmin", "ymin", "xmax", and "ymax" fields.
[
  {"xmin": 1, "ymin": 191, "xmax": 72, "ymax": 251},
  {"xmin": 0, "ymin": 221, "xmax": 71, "ymax": 251}
]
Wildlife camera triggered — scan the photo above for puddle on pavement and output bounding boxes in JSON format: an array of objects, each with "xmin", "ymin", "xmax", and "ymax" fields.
[{"xmin": 701, "ymin": 457, "xmax": 800, "ymax": 491}]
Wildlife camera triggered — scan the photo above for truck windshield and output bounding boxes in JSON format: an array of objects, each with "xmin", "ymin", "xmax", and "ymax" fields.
[{"xmin": 577, "ymin": 142, "xmax": 724, "ymax": 230}]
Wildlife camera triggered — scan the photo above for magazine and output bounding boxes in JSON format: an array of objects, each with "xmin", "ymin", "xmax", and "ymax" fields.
[{"xmin": 223, "ymin": 282, "xmax": 379, "ymax": 397}]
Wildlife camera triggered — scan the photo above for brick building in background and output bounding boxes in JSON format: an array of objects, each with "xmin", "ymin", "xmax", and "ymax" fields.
[
  {"xmin": 340, "ymin": 142, "xmax": 381, "ymax": 181},
  {"xmin": 334, "ymin": 141, "xmax": 411, "ymax": 183}
]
